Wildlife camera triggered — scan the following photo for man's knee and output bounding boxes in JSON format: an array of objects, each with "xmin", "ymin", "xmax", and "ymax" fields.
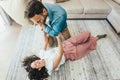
[
  {"xmin": 62, "ymin": 28, "xmax": 71, "ymax": 40},
  {"xmin": 48, "ymin": 36, "xmax": 54, "ymax": 47}
]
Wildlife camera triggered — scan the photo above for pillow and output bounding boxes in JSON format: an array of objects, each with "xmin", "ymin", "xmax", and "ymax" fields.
[
  {"xmin": 0, "ymin": 0, "xmax": 55, "ymax": 26},
  {"xmin": 56, "ymin": 0, "xmax": 69, "ymax": 3},
  {"xmin": 113, "ymin": 0, "xmax": 120, "ymax": 4},
  {"xmin": 0, "ymin": 0, "xmax": 32, "ymax": 26}
]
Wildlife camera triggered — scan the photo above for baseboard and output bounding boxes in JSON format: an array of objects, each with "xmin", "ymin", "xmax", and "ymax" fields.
[{"xmin": 67, "ymin": 18, "xmax": 106, "ymax": 20}]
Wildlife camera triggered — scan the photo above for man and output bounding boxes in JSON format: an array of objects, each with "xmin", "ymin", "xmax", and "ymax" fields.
[{"xmin": 25, "ymin": 0, "xmax": 70, "ymax": 50}]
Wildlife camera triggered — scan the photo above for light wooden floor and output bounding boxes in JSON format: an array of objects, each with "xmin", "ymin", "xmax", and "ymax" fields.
[{"xmin": 6, "ymin": 20, "xmax": 120, "ymax": 80}]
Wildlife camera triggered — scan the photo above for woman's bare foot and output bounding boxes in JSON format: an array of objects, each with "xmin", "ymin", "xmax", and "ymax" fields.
[{"xmin": 95, "ymin": 34, "xmax": 107, "ymax": 41}]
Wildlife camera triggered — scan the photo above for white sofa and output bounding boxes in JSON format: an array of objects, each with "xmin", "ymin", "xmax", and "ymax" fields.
[
  {"xmin": 0, "ymin": 0, "xmax": 30, "ymax": 26},
  {"xmin": 0, "ymin": 6, "xmax": 12, "ymax": 25},
  {"xmin": 0, "ymin": 0, "xmax": 111, "ymax": 25},
  {"xmin": 104, "ymin": 0, "xmax": 120, "ymax": 34},
  {"xmin": 57, "ymin": 0, "xmax": 111, "ymax": 19},
  {"xmin": 0, "ymin": 0, "xmax": 120, "ymax": 34}
]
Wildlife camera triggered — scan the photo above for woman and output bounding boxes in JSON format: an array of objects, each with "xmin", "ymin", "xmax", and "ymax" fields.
[{"xmin": 22, "ymin": 31, "xmax": 107, "ymax": 80}]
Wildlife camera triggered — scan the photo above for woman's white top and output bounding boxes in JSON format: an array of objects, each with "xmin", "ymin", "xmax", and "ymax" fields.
[{"xmin": 39, "ymin": 47, "xmax": 65, "ymax": 75}]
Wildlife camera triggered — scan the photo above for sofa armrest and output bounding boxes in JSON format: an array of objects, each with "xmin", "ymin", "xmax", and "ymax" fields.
[
  {"xmin": 0, "ymin": 6, "xmax": 12, "ymax": 25},
  {"xmin": 105, "ymin": 0, "xmax": 120, "ymax": 34}
]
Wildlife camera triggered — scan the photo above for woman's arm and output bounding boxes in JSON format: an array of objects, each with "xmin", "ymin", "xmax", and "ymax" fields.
[{"xmin": 53, "ymin": 33, "xmax": 63, "ymax": 70}]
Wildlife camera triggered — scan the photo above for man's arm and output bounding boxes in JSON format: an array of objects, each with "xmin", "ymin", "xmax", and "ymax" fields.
[
  {"xmin": 39, "ymin": 23, "xmax": 49, "ymax": 50},
  {"xmin": 43, "ymin": 31, "xmax": 49, "ymax": 50},
  {"xmin": 53, "ymin": 33, "xmax": 63, "ymax": 70},
  {"xmin": 44, "ymin": 16, "xmax": 67, "ymax": 37}
]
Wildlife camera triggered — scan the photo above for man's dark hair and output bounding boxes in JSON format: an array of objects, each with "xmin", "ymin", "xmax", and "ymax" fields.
[
  {"xmin": 25, "ymin": 0, "xmax": 45, "ymax": 18},
  {"xmin": 22, "ymin": 55, "xmax": 49, "ymax": 80}
]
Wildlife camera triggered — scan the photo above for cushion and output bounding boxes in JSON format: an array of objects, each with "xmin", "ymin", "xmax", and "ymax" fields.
[
  {"xmin": 57, "ymin": 0, "xmax": 84, "ymax": 14},
  {"xmin": 56, "ymin": 0, "xmax": 69, "ymax": 3},
  {"xmin": 0, "ymin": 0, "xmax": 55, "ymax": 26},
  {"xmin": 113, "ymin": 0, "xmax": 120, "ymax": 4},
  {"xmin": 80, "ymin": 0, "xmax": 111, "ymax": 14}
]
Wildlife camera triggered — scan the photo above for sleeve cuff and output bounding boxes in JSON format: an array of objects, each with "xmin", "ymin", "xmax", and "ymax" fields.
[{"xmin": 44, "ymin": 25, "xmax": 58, "ymax": 37}]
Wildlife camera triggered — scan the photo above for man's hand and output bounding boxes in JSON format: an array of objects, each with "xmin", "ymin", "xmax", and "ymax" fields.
[
  {"xmin": 39, "ymin": 23, "xmax": 45, "ymax": 31},
  {"xmin": 43, "ymin": 31, "xmax": 49, "ymax": 50},
  {"xmin": 56, "ymin": 33, "xmax": 62, "ymax": 39},
  {"xmin": 39, "ymin": 22, "xmax": 45, "ymax": 28}
]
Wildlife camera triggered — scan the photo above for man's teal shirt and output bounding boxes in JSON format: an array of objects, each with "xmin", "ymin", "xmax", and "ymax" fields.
[{"xmin": 43, "ymin": 3, "xmax": 67, "ymax": 37}]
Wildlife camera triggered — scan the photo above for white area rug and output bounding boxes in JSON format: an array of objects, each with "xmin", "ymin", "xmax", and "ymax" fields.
[{"xmin": 6, "ymin": 20, "xmax": 120, "ymax": 80}]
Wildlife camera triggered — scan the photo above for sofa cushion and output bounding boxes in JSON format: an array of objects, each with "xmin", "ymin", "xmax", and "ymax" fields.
[
  {"xmin": 0, "ymin": 0, "xmax": 55, "ymax": 26},
  {"xmin": 0, "ymin": 0, "xmax": 30, "ymax": 26},
  {"xmin": 113, "ymin": 0, "xmax": 120, "ymax": 4},
  {"xmin": 57, "ymin": 0, "xmax": 84, "ymax": 14},
  {"xmin": 80, "ymin": 0, "xmax": 111, "ymax": 14}
]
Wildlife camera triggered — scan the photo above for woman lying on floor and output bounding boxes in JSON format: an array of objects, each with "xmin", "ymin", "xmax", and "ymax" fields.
[{"xmin": 22, "ymin": 31, "xmax": 107, "ymax": 80}]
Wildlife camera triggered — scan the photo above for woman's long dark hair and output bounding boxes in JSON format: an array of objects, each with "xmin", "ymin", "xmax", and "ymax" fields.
[{"xmin": 22, "ymin": 55, "xmax": 49, "ymax": 80}]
